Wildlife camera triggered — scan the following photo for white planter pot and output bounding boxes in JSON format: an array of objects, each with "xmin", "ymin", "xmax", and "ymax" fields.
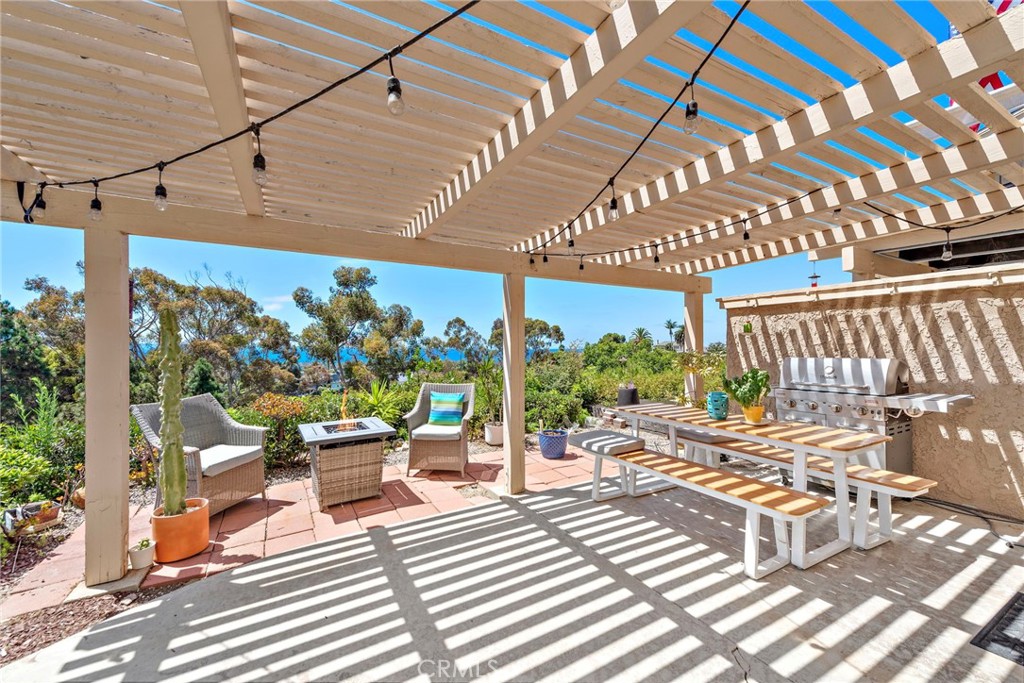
[
  {"xmin": 129, "ymin": 543, "xmax": 156, "ymax": 570},
  {"xmin": 484, "ymin": 422, "xmax": 504, "ymax": 446}
]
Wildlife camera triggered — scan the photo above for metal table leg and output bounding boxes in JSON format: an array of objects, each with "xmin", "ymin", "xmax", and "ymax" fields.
[{"xmin": 790, "ymin": 450, "xmax": 853, "ymax": 569}]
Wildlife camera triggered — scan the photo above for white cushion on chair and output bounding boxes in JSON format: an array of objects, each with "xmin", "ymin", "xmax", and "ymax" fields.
[
  {"xmin": 199, "ymin": 444, "xmax": 263, "ymax": 477},
  {"xmin": 411, "ymin": 424, "xmax": 463, "ymax": 441}
]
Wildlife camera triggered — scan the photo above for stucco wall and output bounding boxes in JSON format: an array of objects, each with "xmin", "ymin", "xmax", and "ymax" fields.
[{"xmin": 723, "ymin": 280, "xmax": 1024, "ymax": 519}]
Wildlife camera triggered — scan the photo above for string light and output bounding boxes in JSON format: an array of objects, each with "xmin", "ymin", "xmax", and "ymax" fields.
[
  {"xmin": 653, "ymin": 243, "xmax": 661, "ymax": 264},
  {"xmin": 941, "ymin": 228, "xmax": 953, "ymax": 262},
  {"xmin": 579, "ymin": 256, "xmax": 585, "ymax": 271},
  {"xmin": 683, "ymin": 98, "xmax": 700, "ymax": 135},
  {"xmin": 809, "ymin": 261, "xmax": 820, "ymax": 288},
  {"xmin": 742, "ymin": 219, "xmax": 749, "ymax": 241},
  {"xmin": 89, "ymin": 180, "xmax": 102, "ymax": 222},
  {"xmin": 386, "ymin": 55, "xmax": 406, "ymax": 116},
  {"xmin": 831, "ymin": 207, "xmax": 841, "ymax": 220},
  {"xmin": 33, "ymin": 184, "xmax": 46, "ymax": 221},
  {"xmin": 606, "ymin": 0, "xmax": 627, "ymax": 10},
  {"xmin": 154, "ymin": 162, "xmax": 168, "ymax": 212},
  {"xmin": 608, "ymin": 179, "xmax": 619, "ymax": 221},
  {"xmin": 529, "ymin": 254, "xmax": 535, "ymax": 265},
  {"xmin": 542, "ymin": 250, "xmax": 548, "ymax": 263},
  {"xmin": 251, "ymin": 125, "xmax": 268, "ymax": 186}
]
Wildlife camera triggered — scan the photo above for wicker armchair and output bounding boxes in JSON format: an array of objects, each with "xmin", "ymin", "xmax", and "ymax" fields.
[
  {"xmin": 131, "ymin": 393, "xmax": 268, "ymax": 516},
  {"xmin": 405, "ymin": 383, "xmax": 475, "ymax": 477}
]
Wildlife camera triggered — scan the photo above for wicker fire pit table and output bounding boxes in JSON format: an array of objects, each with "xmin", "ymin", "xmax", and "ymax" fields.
[{"xmin": 298, "ymin": 417, "xmax": 397, "ymax": 511}]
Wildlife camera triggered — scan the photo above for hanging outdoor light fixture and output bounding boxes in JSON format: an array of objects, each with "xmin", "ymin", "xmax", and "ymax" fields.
[
  {"xmin": 32, "ymin": 184, "xmax": 47, "ymax": 221},
  {"xmin": 608, "ymin": 179, "xmax": 620, "ymax": 221},
  {"xmin": 89, "ymin": 180, "xmax": 102, "ymax": 222},
  {"xmin": 251, "ymin": 125, "xmax": 268, "ymax": 187},
  {"xmin": 154, "ymin": 162, "xmax": 168, "ymax": 212},
  {"xmin": 386, "ymin": 54, "xmax": 406, "ymax": 116},
  {"xmin": 941, "ymin": 228, "xmax": 954, "ymax": 262}
]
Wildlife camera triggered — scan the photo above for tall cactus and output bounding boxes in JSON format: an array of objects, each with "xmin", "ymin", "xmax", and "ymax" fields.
[{"xmin": 157, "ymin": 308, "xmax": 187, "ymax": 516}]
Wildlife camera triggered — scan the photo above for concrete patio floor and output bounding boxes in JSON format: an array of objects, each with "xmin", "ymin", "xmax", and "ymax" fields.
[
  {"xmin": 3, "ymin": 472, "xmax": 1021, "ymax": 682},
  {"xmin": 0, "ymin": 446, "xmax": 612, "ymax": 620}
]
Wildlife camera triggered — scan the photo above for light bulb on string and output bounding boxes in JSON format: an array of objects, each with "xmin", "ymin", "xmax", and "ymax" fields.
[
  {"xmin": 542, "ymin": 250, "xmax": 548, "ymax": 264},
  {"xmin": 579, "ymin": 256, "xmax": 585, "ymax": 271},
  {"xmin": 89, "ymin": 180, "xmax": 102, "ymax": 222},
  {"xmin": 608, "ymin": 179, "xmax": 620, "ymax": 221},
  {"xmin": 386, "ymin": 54, "xmax": 405, "ymax": 116},
  {"xmin": 683, "ymin": 97, "xmax": 700, "ymax": 135},
  {"xmin": 154, "ymin": 162, "xmax": 168, "ymax": 212},
  {"xmin": 832, "ymin": 207, "xmax": 841, "ymax": 221},
  {"xmin": 653, "ymin": 244, "xmax": 660, "ymax": 264},
  {"xmin": 809, "ymin": 262, "xmax": 820, "ymax": 288},
  {"xmin": 606, "ymin": 0, "xmax": 626, "ymax": 10},
  {"xmin": 529, "ymin": 254, "xmax": 535, "ymax": 265},
  {"xmin": 742, "ymin": 219, "xmax": 749, "ymax": 241},
  {"xmin": 32, "ymin": 184, "xmax": 47, "ymax": 221},
  {"xmin": 251, "ymin": 124, "xmax": 268, "ymax": 186},
  {"xmin": 941, "ymin": 228, "xmax": 953, "ymax": 262}
]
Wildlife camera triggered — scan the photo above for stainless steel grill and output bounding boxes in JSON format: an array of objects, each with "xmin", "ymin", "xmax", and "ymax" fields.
[{"xmin": 771, "ymin": 357, "xmax": 974, "ymax": 474}]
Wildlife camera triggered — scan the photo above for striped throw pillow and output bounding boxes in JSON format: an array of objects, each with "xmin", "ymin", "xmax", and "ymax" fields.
[{"xmin": 428, "ymin": 392, "xmax": 464, "ymax": 426}]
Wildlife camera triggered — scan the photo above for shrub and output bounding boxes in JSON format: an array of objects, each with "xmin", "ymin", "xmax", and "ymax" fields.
[
  {"xmin": 0, "ymin": 445, "xmax": 51, "ymax": 507},
  {"xmin": 353, "ymin": 380, "xmax": 401, "ymax": 425},
  {"xmin": 525, "ymin": 388, "xmax": 586, "ymax": 432}
]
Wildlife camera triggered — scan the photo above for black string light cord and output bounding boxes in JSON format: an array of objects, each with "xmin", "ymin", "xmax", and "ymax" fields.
[
  {"xmin": 19, "ymin": 0, "xmax": 481, "ymax": 220},
  {"xmin": 863, "ymin": 201, "xmax": 1024, "ymax": 230},
  {"xmin": 528, "ymin": 0, "xmax": 752, "ymax": 260}
]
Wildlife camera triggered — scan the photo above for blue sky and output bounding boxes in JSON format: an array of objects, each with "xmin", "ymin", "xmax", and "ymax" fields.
[{"xmin": 1, "ymin": 221, "xmax": 845, "ymax": 346}]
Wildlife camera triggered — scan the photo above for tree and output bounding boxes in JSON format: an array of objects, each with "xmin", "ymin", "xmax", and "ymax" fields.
[
  {"xmin": 0, "ymin": 300, "xmax": 53, "ymax": 422},
  {"xmin": 20, "ymin": 277, "xmax": 85, "ymax": 402},
  {"xmin": 664, "ymin": 320, "xmax": 677, "ymax": 344},
  {"xmin": 674, "ymin": 326, "xmax": 687, "ymax": 349},
  {"xmin": 293, "ymin": 266, "xmax": 378, "ymax": 380},
  {"xmin": 706, "ymin": 341, "xmax": 726, "ymax": 355},
  {"xmin": 442, "ymin": 317, "xmax": 489, "ymax": 370},
  {"xmin": 489, "ymin": 317, "xmax": 565, "ymax": 360},
  {"xmin": 630, "ymin": 327, "xmax": 653, "ymax": 345},
  {"xmin": 184, "ymin": 358, "xmax": 223, "ymax": 400},
  {"xmin": 362, "ymin": 304, "xmax": 425, "ymax": 382}
]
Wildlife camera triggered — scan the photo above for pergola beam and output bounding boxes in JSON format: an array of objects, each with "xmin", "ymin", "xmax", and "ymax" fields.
[
  {"xmin": 0, "ymin": 180, "xmax": 709, "ymax": 294},
  {"xmin": 841, "ymin": 248, "xmax": 935, "ymax": 280},
  {"xmin": 179, "ymin": 0, "xmax": 265, "ymax": 216},
  {"xmin": 602, "ymin": 129, "xmax": 1023, "ymax": 268},
  {"xmin": 676, "ymin": 185, "xmax": 1023, "ymax": 274},
  {"xmin": 402, "ymin": 0, "xmax": 710, "ymax": 240},
  {"xmin": 1, "ymin": 145, "xmax": 48, "ymax": 182},
  {"xmin": 520, "ymin": 7, "xmax": 1023, "ymax": 251}
]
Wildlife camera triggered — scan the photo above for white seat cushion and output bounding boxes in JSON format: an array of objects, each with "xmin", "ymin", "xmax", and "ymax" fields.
[
  {"xmin": 199, "ymin": 444, "xmax": 263, "ymax": 477},
  {"xmin": 568, "ymin": 430, "xmax": 645, "ymax": 455},
  {"xmin": 411, "ymin": 424, "xmax": 463, "ymax": 441}
]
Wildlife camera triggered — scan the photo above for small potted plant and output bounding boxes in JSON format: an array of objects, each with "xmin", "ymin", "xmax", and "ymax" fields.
[
  {"xmin": 479, "ymin": 357, "xmax": 504, "ymax": 446},
  {"xmin": 151, "ymin": 308, "xmax": 210, "ymax": 563},
  {"xmin": 721, "ymin": 368, "xmax": 772, "ymax": 424},
  {"xmin": 129, "ymin": 537, "xmax": 155, "ymax": 570},
  {"xmin": 537, "ymin": 419, "xmax": 568, "ymax": 460}
]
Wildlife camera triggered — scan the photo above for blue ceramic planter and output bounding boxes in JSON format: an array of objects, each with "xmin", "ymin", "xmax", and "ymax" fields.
[
  {"xmin": 707, "ymin": 392, "xmax": 729, "ymax": 420},
  {"xmin": 538, "ymin": 429, "xmax": 568, "ymax": 459}
]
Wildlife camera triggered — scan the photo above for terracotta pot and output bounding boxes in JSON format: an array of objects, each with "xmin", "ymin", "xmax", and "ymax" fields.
[
  {"xmin": 742, "ymin": 405, "xmax": 765, "ymax": 424},
  {"xmin": 152, "ymin": 497, "xmax": 210, "ymax": 563}
]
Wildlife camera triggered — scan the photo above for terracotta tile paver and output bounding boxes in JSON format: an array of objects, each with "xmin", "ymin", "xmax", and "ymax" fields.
[
  {"xmin": 265, "ymin": 530, "xmax": 316, "ymax": 556},
  {"xmin": 1, "ymin": 448, "xmax": 606, "ymax": 617}
]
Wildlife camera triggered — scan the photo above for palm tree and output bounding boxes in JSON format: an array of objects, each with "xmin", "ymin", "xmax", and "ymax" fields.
[
  {"xmin": 664, "ymin": 319, "xmax": 677, "ymax": 345},
  {"xmin": 630, "ymin": 327, "xmax": 652, "ymax": 344}
]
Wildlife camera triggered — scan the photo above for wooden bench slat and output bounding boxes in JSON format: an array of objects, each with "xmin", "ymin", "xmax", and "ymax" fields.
[
  {"xmin": 714, "ymin": 440, "xmax": 937, "ymax": 493},
  {"xmin": 615, "ymin": 450, "xmax": 829, "ymax": 517}
]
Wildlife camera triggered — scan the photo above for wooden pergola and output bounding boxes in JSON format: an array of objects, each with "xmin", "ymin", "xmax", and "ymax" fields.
[{"xmin": 1, "ymin": 0, "xmax": 1021, "ymax": 586}]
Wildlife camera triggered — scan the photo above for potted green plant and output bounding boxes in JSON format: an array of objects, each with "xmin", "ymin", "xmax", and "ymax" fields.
[
  {"xmin": 478, "ymin": 357, "xmax": 504, "ymax": 446},
  {"xmin": 128, "ymin": 537, "xmax": 155, "ymax": 570},
  {"xmin": 721, "ymin": 368, "xmax": 772, "ymax": 424},
  {"xmin": 151, "ymin": 308, "xmax": 210, "ymax": 563}
]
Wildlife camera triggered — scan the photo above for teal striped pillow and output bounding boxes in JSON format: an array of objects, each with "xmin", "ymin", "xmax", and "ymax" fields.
[{"xmin": 428, "ymin": 392, "xmax": 464, "ymax": 426}]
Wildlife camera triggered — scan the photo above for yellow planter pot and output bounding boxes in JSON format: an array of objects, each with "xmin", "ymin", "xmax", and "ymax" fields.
[{"xmin": 741, "ymin": 405, "xmax": 765, "ymax": 424}]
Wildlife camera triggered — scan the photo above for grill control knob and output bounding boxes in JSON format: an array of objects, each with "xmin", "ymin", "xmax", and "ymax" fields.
[
  {"xmin": 855, "ymin": 406, "xmax": 868, "ymax": 417},
  {"xmin": 807, "ymin": 401, "xmax": 819, "ymax": 411},
  {"xmin": 829, "ymin": 404, "xmax": 842, "ymax": 414},
  {"xmin": 786, "ymin": 399, "xmax": 797, "ymax": 409}
]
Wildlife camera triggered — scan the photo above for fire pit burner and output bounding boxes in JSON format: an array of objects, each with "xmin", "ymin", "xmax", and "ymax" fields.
[{"xmin": 322, "ymin": 422, "xmax": 369, "ymax": 435}]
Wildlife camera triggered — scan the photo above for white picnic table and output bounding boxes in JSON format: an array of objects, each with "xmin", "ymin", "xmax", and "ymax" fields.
[{"xmin": 615, "ymin": 402, "xmax": 892, "ymax": 569}]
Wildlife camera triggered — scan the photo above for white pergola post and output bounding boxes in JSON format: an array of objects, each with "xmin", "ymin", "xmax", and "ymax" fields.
[
  {"xmin": 84, "ymin": 228, "xmax": 131, "ymax": 586},
  {"xmin": 501, "ymin": 273, "xmax": 526, "ymax": 494},
  {"xmin": 684, "ymin": 292, "xmax": 704, "ymax": 402}
]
